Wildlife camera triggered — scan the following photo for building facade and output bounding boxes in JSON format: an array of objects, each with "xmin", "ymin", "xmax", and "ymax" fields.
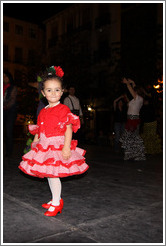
[
  {"xmin": 44, "ymin": 3, "xmax": 121, "ymax": 95},
  {"xmin": 44, "ymin": 3, "xmax": 121, "ymax": 138},
  {"xmin": 3, "ymin": 3, "xmax": 163, "ymax": 140},
  {"xmin": 3, "ymin": 16, "xmax": 44, "ymax": 86}
]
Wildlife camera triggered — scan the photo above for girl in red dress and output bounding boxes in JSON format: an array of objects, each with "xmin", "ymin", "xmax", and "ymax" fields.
[{"xmin": 19, "ymin": 66, "xmax": 89, "ymax": 216}]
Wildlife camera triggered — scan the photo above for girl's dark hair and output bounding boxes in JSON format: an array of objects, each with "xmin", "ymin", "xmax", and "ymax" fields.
[
  {"xmin": 40, "ymin": 71, "xmax": 64, "ymax": 90},
  {"xmin": 4, "ymin": 71, "xmax": 15, "ymax": 85}
]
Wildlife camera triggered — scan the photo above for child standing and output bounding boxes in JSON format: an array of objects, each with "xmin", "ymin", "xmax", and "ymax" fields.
[{"xmin": 18, "ymin": 66, "xmax": 89, "ymax": 216}]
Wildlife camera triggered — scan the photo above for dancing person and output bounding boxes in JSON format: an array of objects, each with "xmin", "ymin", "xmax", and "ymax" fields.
[
  {"xmin": 120, "ymin": 78, "xmax": 146, "ymax": 161},
  {"xmin": 113, "ymin": 94, "xmax": 128, "ymax": 152},
  {"xmin": 19, "ymin": 66, "xmax": 89, "ymax": 217},
  {"xmin": 3, "ymin": 71, "xmax": 17, "ymax": 157}
]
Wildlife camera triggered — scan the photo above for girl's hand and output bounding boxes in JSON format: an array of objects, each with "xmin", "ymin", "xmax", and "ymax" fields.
[{"xmin": 62, "ymin": 147, "xmax": 71, "ymax": 160}]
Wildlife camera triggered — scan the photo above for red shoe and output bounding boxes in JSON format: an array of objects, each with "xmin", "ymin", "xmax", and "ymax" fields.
[
  {"xmin": 44, "ymin": 204, "xmax": 62, "ymax": 217},
  {"xmin": 42, "ymin": 200, "xmax": 52, "ymax": 209},
  {"xmin": 42, "ymin": 198, "xmax": 64, "ymax": 209}
]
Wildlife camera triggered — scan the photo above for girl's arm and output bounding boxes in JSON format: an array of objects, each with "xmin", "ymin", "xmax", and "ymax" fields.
[
  {"xmin": 122, "ymin": 78, "xmax": 137, "ymax": 99},
  {"xmin": 62, "ymin": 124, "xmax": 72, "ymax": 160},
  {"xmin": 33, "ymin": 134, "xmax": 39, "ymax": 142}
]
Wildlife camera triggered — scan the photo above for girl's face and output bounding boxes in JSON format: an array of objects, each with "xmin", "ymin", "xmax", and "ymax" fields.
[{"xmin": 41, "ymin": 79, "xmax": 63, "ymax": 107}]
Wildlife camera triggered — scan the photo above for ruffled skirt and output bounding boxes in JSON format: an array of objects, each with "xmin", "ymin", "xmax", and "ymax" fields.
[
  {"xmin": 19, "ymin": 133, "xmax": 89, "ymax": 178},
  {"xmin": 119, "ymin": 117, "xmax": 146, "ymax": 161}
]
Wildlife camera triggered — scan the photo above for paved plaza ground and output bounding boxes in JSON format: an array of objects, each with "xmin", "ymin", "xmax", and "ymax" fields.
[{"xmin": 3, "ymin": 139, "xmax": 164, "ymax": 244}]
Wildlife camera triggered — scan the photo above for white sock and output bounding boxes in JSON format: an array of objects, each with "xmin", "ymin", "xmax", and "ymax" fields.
[{"xmin": 47, "ymin": 177, "xmax": 62, "ymax": 211}]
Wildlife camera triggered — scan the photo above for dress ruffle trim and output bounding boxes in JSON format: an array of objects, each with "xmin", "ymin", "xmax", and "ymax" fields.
[
  {"xmin": 19, "ymin": 164, "xmax": 89, "ymax": 178},
  {"xmin": 31, "ymin": 139, "xmax": 78, "ymax": 152},
  {"xmin": 22, "ymin": 155, "xmax": 86, "ymax": 168}
]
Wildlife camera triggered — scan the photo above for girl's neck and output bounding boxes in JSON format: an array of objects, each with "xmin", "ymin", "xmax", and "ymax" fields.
[{"xmin": 48, "ymin": 101, "xmax": 60, "ymax": 108}]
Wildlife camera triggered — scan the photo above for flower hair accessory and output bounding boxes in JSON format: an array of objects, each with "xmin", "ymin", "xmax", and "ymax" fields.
[{"xmin": 47, "ymin": 65, "xmax": 64, "ymax": 78}]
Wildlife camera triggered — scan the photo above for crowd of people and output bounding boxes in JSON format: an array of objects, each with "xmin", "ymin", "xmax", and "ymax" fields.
[{"xmin": 113, "ymin": 77, "xmax": 162, "ymax": 160}]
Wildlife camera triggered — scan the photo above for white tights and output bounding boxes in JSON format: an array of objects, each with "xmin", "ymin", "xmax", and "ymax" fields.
[{"xmin": 47, "ymin": 177, "xmax": 62, "ymax": 211}]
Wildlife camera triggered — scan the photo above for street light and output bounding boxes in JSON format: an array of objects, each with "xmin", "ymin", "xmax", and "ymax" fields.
[
  {"xmin": 153, "ymin": 77, "xmax": 163, "ymax": 94},
  {"xmin": 88, "ymin": 106, "xmax": 92, "ymax": 111}
]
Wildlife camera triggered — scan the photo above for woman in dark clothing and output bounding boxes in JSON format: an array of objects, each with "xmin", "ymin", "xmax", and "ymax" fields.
[{"xmin": 3, "ymin": 71, "xmax": 17, "ymax": 157}]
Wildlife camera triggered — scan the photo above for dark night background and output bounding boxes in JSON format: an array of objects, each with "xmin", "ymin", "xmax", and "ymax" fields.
[
  {"xmin": 3, "ymin": 2, "xmax": 163, "ymax": 86},
  {"xmin": 3, "ymin": 2, "xmax": 163, "ymax": 140},
  {"xmin": 3, "ymin": 3, "xmax": 74, "ymax": 24}
]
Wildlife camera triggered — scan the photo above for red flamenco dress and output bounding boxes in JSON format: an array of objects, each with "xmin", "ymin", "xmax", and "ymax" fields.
[{"xmin": 19, "ymin": 103, "xmax": 89, "ymax": 178}]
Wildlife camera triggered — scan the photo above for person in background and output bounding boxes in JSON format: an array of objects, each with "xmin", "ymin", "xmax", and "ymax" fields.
[
  {"xmin": 64, "ymin": 85, "xmax": 84, "ymax": 141},
  {"xmin": 120, "ymin": 77, "xmax": 146, "ymax": 161},
  {"xmin": 3, "ymin": 71, "xmax": 17, "ymax": 157},
  {"xmin": 113, "ymin": 94, "xmax": 128, "ymax": 153},
  {"xmin": 140, "ymin": 95, "xmax": 162, "ymax": 154},
  {"xmin": 63, "ymin": 85, "xmax": 83, "ymax": 123}
]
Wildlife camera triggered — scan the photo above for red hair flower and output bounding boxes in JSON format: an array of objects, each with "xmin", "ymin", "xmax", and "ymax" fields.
[{"xmin": 54, "ymin": 66, "xmax": 64, "ymax": 78}]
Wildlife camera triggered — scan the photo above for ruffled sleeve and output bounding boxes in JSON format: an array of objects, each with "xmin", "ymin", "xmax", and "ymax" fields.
[
  {"xmin": 56, "ymin": 105, "xmax": 80, "ymax": 134},
  {"xmin": 57, "ymin": 112, "xmax": 80, "ymax": 134},
  {"xmin": 28, "ymin": 124, "xmax": 39, "ymax": 135},
  {"xmin": 67, "ymin": 113, "xmax": 80, "ymax": 133}
]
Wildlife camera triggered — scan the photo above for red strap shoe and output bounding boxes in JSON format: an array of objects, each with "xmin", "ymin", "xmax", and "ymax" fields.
[
  {"xmin": 42, "ymin": 198, "xmax": 64, "ymax": 209},
  {"xmin": 44, "ymin": 204, "xmax": 62, "ymax": 217}
]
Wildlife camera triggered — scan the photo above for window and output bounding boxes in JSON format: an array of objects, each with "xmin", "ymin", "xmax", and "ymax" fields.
[
  {"xmin": 29, "ymin": 28, "xmax": 36, "ymax": 39},
  {"xmin": 67, "ymin": 15, "xmax": 74, "ymax": 33},
  {"xmin": 51, "ymin": 24, "xmax": 58, "ymax": 38},
  {"xmin": 15, "ymin": 25, "xmax": 23, "ymax": 35},
  {"xmin": 3, "ymin": 45, "xmax": 9, "ymax": 61},
  {"xmin": 4, "ymin": 22, "xmax": 9, "ymax": 32},
  {"xmin": 28, "ymin": 49, "xmax": 36, "ymax": 64},
  {"xmin": 15, "ymin": 47, "xmax": 23, "ymax": 63}
]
